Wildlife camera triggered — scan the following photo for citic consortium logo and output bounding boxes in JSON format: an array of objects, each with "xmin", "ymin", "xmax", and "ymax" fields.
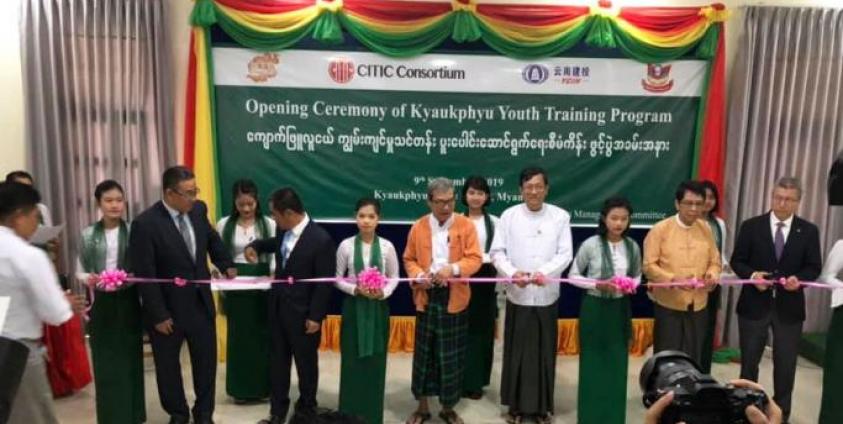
[
  {"xmin": 329, "ymin": 59, "xmax": 355, "ymax": 84},
  {"xmin": 328, "ymin": 58, "xmax": 465, "ymax": 84}
]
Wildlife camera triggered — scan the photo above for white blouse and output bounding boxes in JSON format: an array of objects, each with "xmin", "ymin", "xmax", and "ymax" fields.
[
  {"xmin": 822, "ymin": 240, "xmax": 843, "ymax": 308},
  {"xmin": 335, "ymin": 236, "xmax": 400, "ymax": 298},
  {"xmin": 569, "ymin": 236, "xmax": 642, "ymax": 298},
  {"xmin": 216, "ymin": 216, "xmax": 276, "ymax": 264},
  {"xmin": 469, "ymin": 214, "xmax": 500, "ymax": 263},
  {"xmin": 75, "ymin": 226, "xmax": 120, "ymax": 283}
]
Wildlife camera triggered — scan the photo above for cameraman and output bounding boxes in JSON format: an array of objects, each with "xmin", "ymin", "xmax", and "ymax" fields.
[{"xmin": 645, "ymin": 379, "xmax": 783, "ymax": 424}]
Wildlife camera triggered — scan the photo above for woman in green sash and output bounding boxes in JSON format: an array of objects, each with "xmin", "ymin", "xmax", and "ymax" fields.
[
  {"xmin": 336, "ymin": 198, "xmax": 400, "ymax": 424},
  {"xmin": 75, "ymin": 180, "xmax": 145, "ymax": 423},
  {"xmin": 820, "ymin": 239, "xmax": 843, "ymax": 423},
  {"xmin": 459, "ymin": 176, "xmax": 499, "ymax": 400},
  {"xmin": 700, "ymin": 180, "xmax": 727, "ymax": 374},
  {"xmin": 215, "ymin": 179, "xmax": 275, "ymax": 402},
  {"xmin": 570, "ymin": 197, "xmax": 642, "ymax": 424}
]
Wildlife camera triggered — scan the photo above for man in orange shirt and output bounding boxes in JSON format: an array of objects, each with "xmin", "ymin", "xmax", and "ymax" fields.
[{"xmin": 403, "ymin": 178, "xmax": 482, "ymax": 424}]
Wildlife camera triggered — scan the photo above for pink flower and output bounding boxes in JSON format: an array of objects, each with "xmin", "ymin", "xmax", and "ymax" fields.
[
  {"xmin": 173, "ymin": 277, "xmax": 187, "ymax": 287},
  {"xmin": 612, "ymin": 276, "xmax": 638, "ymax": 294},
  {"xmin": 97, "ymin": 269, "xmax": 128, "ymax": 292},
  {"xmin": 357, "ymin": 267, "xmax": 387, "ymax": 291}
]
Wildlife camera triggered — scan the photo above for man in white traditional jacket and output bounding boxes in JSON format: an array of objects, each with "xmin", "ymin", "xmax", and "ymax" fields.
[{"xmin": 490, "ymin": 167, "xmax": 573, "ymax": 424}]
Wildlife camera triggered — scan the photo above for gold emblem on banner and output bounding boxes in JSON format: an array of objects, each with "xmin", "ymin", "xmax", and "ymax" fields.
[{"xmin": 247, "ymin": 53, "xmax": 280, "ymax": 83}]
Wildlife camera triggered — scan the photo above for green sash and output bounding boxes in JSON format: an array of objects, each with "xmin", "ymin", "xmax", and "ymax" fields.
[
  {"xmin": 219, "ymin": 217, "xmax": 271, "ymax": 315},
  {"xmin": 707, "ymin": 217, "xmax": 724, "ymax": 253},
  {"xmin": 597, "ymin": 236, "xmax": 640, "ymax": 280},
  {"xmin": 80, "ymin": 220, "xmax": 129, "ymax": 274},
  {"xmin": 234, "ymin": 262, "xmax": 270, "ymax": 276},
  {"xmin": 222, "ymin": 216, "xmax": 271, "ymax": 263},
  {"xmin": 352, "ymin": 234, "xmax": 388, "ymax": 358},
  {"xmin": 483, "ymin": 213, "xmax": 494, "ymax": 252},
  {"xmin": 597, "ymin": 236, "xmax": 640, "ymax": 341}
]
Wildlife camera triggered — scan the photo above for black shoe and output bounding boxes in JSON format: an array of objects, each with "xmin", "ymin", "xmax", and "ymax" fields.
[
  {"xmin": 167, "ymin": 417, "xmax": 189, "ymax": 424},
  {"xmin": 502, "ymin": 411, "xmax": 521, "ymax": 424},
  {"xmin": 257, "ymin": 416, "xmax": 285, "ymax": 424},
  {"xmin": 315, "ymin": 406, "xmax": 332, "ymax": 415},
  {"xmin": 234, "ymin": 397, "xmax": 268, "ymax": 405},
  {"xmin": 288, "ymin": 408, "xmax": 318, "ymax": 424},
  {"xmin": 463, "ymin": 390, "xmax": 483, "ymax": 400},
  {"xmin": 195, "ymin": 420, "xmax": 215, "ymax": 424}
]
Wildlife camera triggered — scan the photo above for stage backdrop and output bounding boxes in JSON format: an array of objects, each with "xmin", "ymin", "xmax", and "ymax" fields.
[
  {"xmin": 213, "ymin": 47, "xmax": 706, "ymax": 223},
  {"xmin": 185, "ymin": 0, "xmax": 728, "ymax": 223},
  {"xmin": 183, "ymin": 0, "xmax": 728, "ymax": 357}
]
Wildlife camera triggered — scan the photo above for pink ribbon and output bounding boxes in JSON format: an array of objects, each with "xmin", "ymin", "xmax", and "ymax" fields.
[
  {"xmin": 79, "ymin": 268, "xmax": 837, "ymax": 319},
  {"xmin": 84, "ymin": 269, "xmax": 835, "ymax": 290},
  {"xmin": 613, "ymin": 276, "xmax": 638, "ymax": 294},
  {"xmin": 79, "ymin": 268, "xmax": 836, "ymax": 317}
]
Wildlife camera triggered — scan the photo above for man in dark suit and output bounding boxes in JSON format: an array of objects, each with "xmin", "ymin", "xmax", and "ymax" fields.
[
  {"xmin": 731, "ymin": 176, "xmax": 822, "ymax": 422},
  {"xmin": 245, "ymin": 187, "xmax": 335, "ymax": 424},
  {"xmin": 129, "ymin": 166, "xmax": 235, "ymax": 424}
]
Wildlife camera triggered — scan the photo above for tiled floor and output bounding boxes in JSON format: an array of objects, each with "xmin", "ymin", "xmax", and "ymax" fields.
[{"xmin": 54, "ymin": 343, "xmax": 823, "ymax": 423}]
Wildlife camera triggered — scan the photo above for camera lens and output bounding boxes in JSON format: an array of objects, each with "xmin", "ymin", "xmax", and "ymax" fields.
[
  {"xmin": 640, "ymin": 350, "xmax": 767, "ymax": 423},
  {"xmin": 640, "ymin": 350, "xmax": 705, "ymax": 397}
]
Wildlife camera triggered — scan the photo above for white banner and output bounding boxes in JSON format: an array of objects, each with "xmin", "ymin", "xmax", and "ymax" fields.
[{"xmin": 213, "ymin": 48, "xmax": 707, "ymax": 98}]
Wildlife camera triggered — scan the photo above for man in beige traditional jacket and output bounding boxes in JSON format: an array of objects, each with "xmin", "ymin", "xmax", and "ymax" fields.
[{"xmin": 644, "ymin": 180, "xmax": 721, "ymax": 364}]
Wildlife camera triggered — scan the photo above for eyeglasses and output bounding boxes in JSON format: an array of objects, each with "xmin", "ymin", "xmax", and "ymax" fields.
[
  {"xmin": 679, "ymin": 200, "xmax": 704, "ymax": 208},
  {"xmin": 522, "ymin": 184, "xmax": 546, "ymax": 193},
  {"xmin": 430, "ymin": 197, "xmax": 455, "ymax": 207},
  {"xmin": 173, "ymin": 188, "xmax": 200, "ymax": 199},
  {"xmin": 772, "ymin": 195, "xmax": 799, "ymax": 204}
]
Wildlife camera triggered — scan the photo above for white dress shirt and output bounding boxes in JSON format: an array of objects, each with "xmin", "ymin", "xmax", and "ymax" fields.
[
  {"xmin": 770, "ymin": 213, "xmax": 794, "ymax": 243},
  {"xmin": 281, "ymin": 214, "xmax": 310, "ymax": 263},
  {"xmin": 428, "ymin": 214, "xmax": 460, "ymax": 277},
  {"xmin": 490, "ymin": 203, "xmax": 573, "ymax": 306},
  {"xmin": 0, "ymin": 226, "xmax": 72, "ymax": 341},
  {"xmin": 163, "ymin": 201, "xmax": 195, "ymax": 256}
]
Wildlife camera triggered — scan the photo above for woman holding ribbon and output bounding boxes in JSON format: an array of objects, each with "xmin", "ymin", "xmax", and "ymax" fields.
[
  {"xmin": 335, "ymin": 198, "xmax": 400, "ymax": 424},
  {"xmin": 75, "ymin": 180, "xmax": 145, "ymax": 424},
  {"xmin": 569, "ymin": 196, "xmax": 642, "ymax": 424},
  {"xmin": 215, "ymin": 179, "xmax": 276, "ymax": 403},
  {"xmin": 819, "ymin": 238, "xmax": 843, "ymax": 423},
  {"xmin": 460, "ymin": 175, "xmax": 499, "ymax": 400}
]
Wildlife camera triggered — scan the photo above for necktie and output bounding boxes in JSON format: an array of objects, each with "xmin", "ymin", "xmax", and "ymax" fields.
[
  {"xmin": 178, "ymin": 214, "xmax": 195, "ymax": 260},
  {"xmin": 280, "ymin": 231, "xmax": 293, "ymax": 268},
  {"xmin": 774, "ymin": 222, "xmax": 785, "ymax": 261}
]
